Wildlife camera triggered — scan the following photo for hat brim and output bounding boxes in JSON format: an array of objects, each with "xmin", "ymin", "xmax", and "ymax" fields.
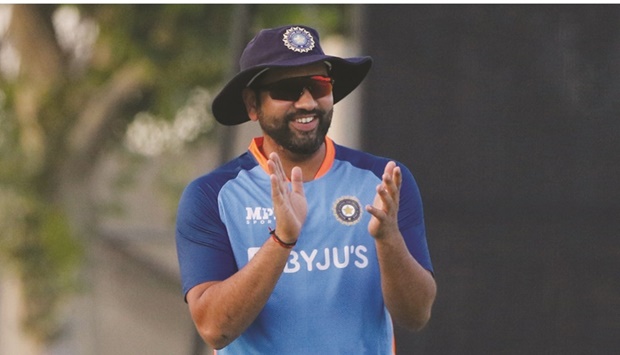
[{"xmin": 212, "ymin": 55, "xmax": 373, "ymax": 126}]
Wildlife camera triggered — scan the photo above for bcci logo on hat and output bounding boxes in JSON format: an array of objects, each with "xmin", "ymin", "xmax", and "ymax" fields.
[
  {"xmin": 333, "ymin": 196, "xmax": 362, "ymax": 225},
  {"xmin": 282, "ymin": 26, "xmax": 315, "ymax": 53}
]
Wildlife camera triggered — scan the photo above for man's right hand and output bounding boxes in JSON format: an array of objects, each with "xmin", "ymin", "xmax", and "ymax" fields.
[{"xmin": 267, "ymin": 152, "xmax": 307, "ymax": 244}]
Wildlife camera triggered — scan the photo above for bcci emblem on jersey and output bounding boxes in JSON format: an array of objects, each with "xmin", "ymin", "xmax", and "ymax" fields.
[{"xmin": 333, "ymin": 196, "xmax": 362, "ymax": 226}]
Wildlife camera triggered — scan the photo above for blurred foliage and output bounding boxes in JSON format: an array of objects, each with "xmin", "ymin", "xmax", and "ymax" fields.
[
  {"xmin": 0, "ymin": 3, "xmax": 351, "ymax": 347},
  {"xmin": 77, "ymin": 4, "xmax": 233, "ymax": 118},
  {"xmin": 0, "ymin": 190, "xmax": 82, "ymax": 341},
  {"xmin": 251, "ymin": 4, "xmax": 349, "ymax": 35}
]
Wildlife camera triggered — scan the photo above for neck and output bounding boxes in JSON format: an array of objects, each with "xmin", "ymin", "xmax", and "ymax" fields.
[{"xmin": 261, "ymin": 137, "xmax": 326, "ymax": 182}]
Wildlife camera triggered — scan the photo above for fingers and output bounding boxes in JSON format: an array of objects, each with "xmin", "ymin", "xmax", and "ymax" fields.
[
  {"xmin": 267, "ymin": 152, "xmax": 286, "ymax": 181},
  {"xmin": 380, "ymin": 161, "xmax": 401, "ymax": 202},
  {"xmin": 267, "ymin": 152, "xmax": 304, "ymax": 197},
  {"xmin": 365, "ymin": 188, "xmax": 387, "ymax": 218},
  {"xmin": 290, "ymin": 166, "xmax": 305, "ymax": 196},
  {"xmin": 366, "ymin": 162, "xmax": 402, "ymax": 239},
  {"xmin": 269, "ymin": 171, "xmax": 284, "ymax": 204},
  {"xmin": 268, "ymin": 153, "xmax": 286, "ymax": 202},
  {"xmin": 393, "ymin": 165, "xmax": 402, "ymax": 190},
  {"xmin": 383, "ymin": 161, "xmax": 401, "ymax": 188},
  {"xmin": 366, "ymin": 161, "xmax": 402, "ymax": 217}
]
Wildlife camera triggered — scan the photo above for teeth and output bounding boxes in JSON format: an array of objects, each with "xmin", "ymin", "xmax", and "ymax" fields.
[{"xmin": 296, "ymin": 116, "xmax": 314, "ymax": 124}]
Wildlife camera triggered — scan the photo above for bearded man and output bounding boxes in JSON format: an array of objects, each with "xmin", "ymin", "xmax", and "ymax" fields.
[{"xmin": 175, "ymin": 25, "xmax": 436, "ymax": 354}]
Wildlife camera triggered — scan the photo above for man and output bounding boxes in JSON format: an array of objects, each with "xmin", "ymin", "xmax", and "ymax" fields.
[{"xmin": 176, "ymin": 25, "xmax": 436, "ymax": 354}]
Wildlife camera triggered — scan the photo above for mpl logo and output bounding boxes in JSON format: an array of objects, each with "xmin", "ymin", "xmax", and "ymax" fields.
[{"xmin": 245, "ymin": 207, "xmax": 275, "ymax": 225}]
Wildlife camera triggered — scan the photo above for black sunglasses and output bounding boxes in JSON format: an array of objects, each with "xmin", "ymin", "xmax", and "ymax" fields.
[{"xmin": 253, "ymin": 75, "xmax": 334, "ymax": 102}]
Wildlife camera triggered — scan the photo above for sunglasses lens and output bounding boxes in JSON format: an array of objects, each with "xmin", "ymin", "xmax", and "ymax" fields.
[
  {"xmin": 261, "ymin": 76, "xmax": 333, "ymax": 101},
  {"xmin": 268, "ymin": 81, "xmax": 305, "ymax": 101}
]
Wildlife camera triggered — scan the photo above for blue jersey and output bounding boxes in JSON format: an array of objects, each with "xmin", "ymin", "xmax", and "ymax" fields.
[{"xmin": 176, "ymin": 137, "xmax": 433, "ymax": 355}]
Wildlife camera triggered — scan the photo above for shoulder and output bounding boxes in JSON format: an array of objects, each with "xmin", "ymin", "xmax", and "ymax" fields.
[
  {"xmin": 179, "ymin": 152, "xmax": 258, "ymax": 207},
  {"xmin": 186, "ymin": 152, "xmax": 257, "ymax": 193},
  {"xmin": 333, "ymin": 143, "xmax": 414, "ymax": 180}
]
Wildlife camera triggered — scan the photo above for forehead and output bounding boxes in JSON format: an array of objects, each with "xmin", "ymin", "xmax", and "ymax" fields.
[{"xmin": 259, "ymin": 62, "xmax": 329, "ymax": 85}]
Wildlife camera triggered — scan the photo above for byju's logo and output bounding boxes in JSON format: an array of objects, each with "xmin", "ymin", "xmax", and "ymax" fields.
[{"xmin": 245, "ymin": 207, "xmax": 274, "ymax": 225}]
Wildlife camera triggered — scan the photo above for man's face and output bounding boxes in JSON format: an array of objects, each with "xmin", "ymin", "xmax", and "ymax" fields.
[{"xmin": 248, "ymin": 63, "xmax": 334, "ymax": 156}]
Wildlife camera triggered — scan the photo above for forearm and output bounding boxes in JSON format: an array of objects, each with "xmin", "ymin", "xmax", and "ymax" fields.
[
  {"xmin": 187, "ymin": 237, "xmax": 292, "ymax": 349},
  {"xmin": 375, "ymin": 233, "xmax": 436, "ymax": 331}
]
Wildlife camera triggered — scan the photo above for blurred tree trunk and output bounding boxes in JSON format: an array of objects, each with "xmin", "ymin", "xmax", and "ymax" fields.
[
  {"xmin": 0, "ymin": 273, "xmax": 43, "ymax": 355},
  {"xmin": 4, "ymin": 6, "xmax": 67, "ymax": 352},
  {"xmin": 217, "ymin": 4, "xmax": 250, "ymax": 164},
  {"xmin": 11, "ymin": 4, "xmax": 63, "ymax": 175},
  {"xmin": 3, "ymin": 5, "xmax": 154, "ymax": 353}
]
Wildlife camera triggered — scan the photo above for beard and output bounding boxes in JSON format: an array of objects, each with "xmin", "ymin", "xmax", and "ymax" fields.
[{"xmin": 257, "ymin": 107, "xmax": 333, "ymax": 156}]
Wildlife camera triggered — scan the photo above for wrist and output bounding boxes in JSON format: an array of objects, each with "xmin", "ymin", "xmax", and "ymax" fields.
[{"xmin": 269, "ymin": 228, "xmax": 297, "ymax": 249}]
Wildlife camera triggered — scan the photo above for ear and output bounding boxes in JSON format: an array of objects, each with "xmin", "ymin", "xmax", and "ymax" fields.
[{"xmin": 242, "ymin": 88, "xmax": 259, "ymax": 122}]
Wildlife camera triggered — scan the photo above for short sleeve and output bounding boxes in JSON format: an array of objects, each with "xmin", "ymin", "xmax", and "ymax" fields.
[
  {"xmin": 175, "ymin": 178, "xmax": 238, "ymax": 299},
  {"xmin": 397, "ymin": 164, "xmax": 434, "ymax": 274}
]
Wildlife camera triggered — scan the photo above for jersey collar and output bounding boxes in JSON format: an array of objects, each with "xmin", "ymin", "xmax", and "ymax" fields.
[{"xmin": 248, "ymin": 136, "xmax": 335, "ymax": 180}]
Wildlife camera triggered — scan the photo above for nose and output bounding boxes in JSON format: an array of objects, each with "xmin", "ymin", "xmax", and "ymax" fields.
[{"xmin": 294, "ymin": 88, "xmax": 318, "ymax": 110}]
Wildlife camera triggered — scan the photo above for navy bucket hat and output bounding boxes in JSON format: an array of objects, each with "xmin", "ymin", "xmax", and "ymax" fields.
[{"xmin": 212, "ymin": 25, "xmax": 373, "ymax": 126}]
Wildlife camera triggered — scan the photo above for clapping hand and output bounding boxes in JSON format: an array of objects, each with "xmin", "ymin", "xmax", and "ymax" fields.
[
  {"xmin": 267, "ymin": 152, "xmax": 307, "ymax": 244},
  {"xmin": 366, "ymin": 161, "xmax": 402, "ymax": 240}
]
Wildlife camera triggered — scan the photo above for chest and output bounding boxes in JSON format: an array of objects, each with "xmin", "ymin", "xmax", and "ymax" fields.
[{"xmin": 218, "ymin": 165, "xmax": 381, "ymax": 269}]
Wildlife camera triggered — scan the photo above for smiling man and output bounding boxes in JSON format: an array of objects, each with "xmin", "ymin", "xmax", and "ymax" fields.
[{"xmin": 175, "ymin": 25, "xmax": 436, "ymax": 354}]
